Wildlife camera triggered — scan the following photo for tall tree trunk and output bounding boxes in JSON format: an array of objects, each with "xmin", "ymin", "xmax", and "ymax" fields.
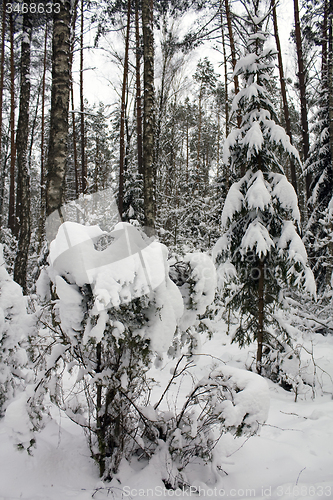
[
  {"xmin": 326, "ymin": 0, "xmax": 333, "ymax": 285},
  {"xmin": 37, "ymin": 22, "xmax": 48, "ymax": 252},
  {"xmin": 0, "ymin": 0, "xmax": 6, "ymax": 201},
  {"xmin": 119, "ymin": 0, "xmax": 131, "ymax": 219},
  {"xmin": 294, "ymin": 0, "xmax": 311, "ymax": 199},
  {"xmin": 70, "ymin": 0, "xmax": 79, "ymax": 198},
  {"xmin": 271, "ymin": 0, "xmax": 298, "ymax": 195},
  {"xmin": 80, "ymin": 0, "xmax": 86, "ymax": 194},
  {"xmin": 256, "ymin": 259, "xmax": 265, "ymax": 374},
  {"xmin": 220, "ymin": 1, "xmax": 229, "ymax": 139},
  {"xmin": 8, "ymin": 13, "xmax": 16, "ymax": 233},
  {"xmin": 135, "ymin": 0, "xmax": 143, "ymax": 175},
  {"xmin": 225, "ymin": 0, "xmax": 241, "ymax": 124},
  {"xmin": 186, "ymin": 114, "xmax": 189, "ymax": 183},
  {"xmin": 142, "ymin": 0, "xmax": 155, "ymax": 232},
  {"xmin": 328, "ymin": 0, "xmax": 333, "ymax": 162},
  {"xmin": 196, "ymin": 85, "xmax": 202, "ymax": 180},
  {"xmin": 46, "ymin": 0, "xmax": 71, "ymax": 219},
  {"xmin": 13, "ymin": 10, "xmax": 32, "ymax": 293},
  {"xmin": 322, "ymin": 0, "xmax": 328, "ymax": 77}
]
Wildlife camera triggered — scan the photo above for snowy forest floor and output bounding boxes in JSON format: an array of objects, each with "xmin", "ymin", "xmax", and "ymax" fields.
[{"xmin": 1, "ymin": 318, "xmax": 333, "ymax": 500}]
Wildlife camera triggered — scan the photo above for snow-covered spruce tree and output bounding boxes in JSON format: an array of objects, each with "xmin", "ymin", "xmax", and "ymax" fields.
[
  {"xmin": 34, "ymin": 221, "xmax": 184, "ymax": 480},
  {"xmin": 213, "ymin": 6, "xmax": 316, "ymax": 375},
  {"xmin": 0, "ymin": 244, "xmax": 33, "ymax": 416},
  {"xmin": 304, "ymin": 76, "xmax": 333, "ymax": 291}
]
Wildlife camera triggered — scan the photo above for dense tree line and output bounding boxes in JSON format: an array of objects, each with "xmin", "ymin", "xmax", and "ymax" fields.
[{"xmin": 0, "ymin": 0, "xmax": 331, "ymax": 277}]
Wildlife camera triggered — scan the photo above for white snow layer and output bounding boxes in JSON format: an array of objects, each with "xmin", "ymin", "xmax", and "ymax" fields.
[
  {"xmin": 221, "ymin": 177, "xmax": 245, "ymax": 228},
  {"xmin": 246, "ymin": 170, "xmax": 271, "ymax": 211},
  {"xmin": 242, "ymin": 121, "xmax": 264, "ymax": 159},
  {"xmin": 48, "ymin": 221, "xmax": 184, "ymax": 355},
  {"xmin": 214, "ymin": 365, "xmax": 270, "ymax": 432},
  {"xmin": 271, "ymin": 173, "xmax": 301, "ymax": 223},
  {"xmin": 241, "ymin": 218, "xmax": 274, "ymax": 257}
]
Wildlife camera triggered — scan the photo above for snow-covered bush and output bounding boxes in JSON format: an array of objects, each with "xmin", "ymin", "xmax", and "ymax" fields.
[
  {"xmin": 0, "ymin": 244, "xmax": 33, "ymax": 416},
  {"xmin": 34, "ymin": 221, "xmax": 184, "ymax": 479},
  {"xmin": 168, "ymin": 253, "xmax": 216, "ymax": 356},
  {"xmin": 213, "ymin": 11, "xmax": 315, "ymax": 375},
  {"xmin": 146, "ymin": 361, "xmax": 269, "ymax": 488}
]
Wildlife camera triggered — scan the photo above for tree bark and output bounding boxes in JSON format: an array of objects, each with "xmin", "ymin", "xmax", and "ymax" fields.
[
  {"xmin": 119, "ymin": 0, "xmax": 131, "ymax": 219},
  {"xmin": 37, "ymin": 22, "xmax": 48, "ymax": 252},
  {"xmin": 322, "ymin": 0, "xmax": 328, "ymax": 78},
  {"xmin": 256, "ymin": 259, "xmax": 265, "ymax": 374},
  {"xmin": 70, "ymin": 0, "xmax": 79, "ymax": 198},
  {"xmin": 294, "ymin": 0, "xmax": 311, "ymax": 199},
  {"xmin": 80, "ymin": 0, "xmax": 86, "ymax": 194},
  {"xmin": 328, "ymin": 0, "xmax": 333, "ymax": 165},
  {"xmin": 142, "ymin": 0, "xmax": 155, "ymax": 232},
  {"xmin": 8, "ymin": 13, "xmax": 16, "ymax": 233},
  {"xmin": 196, "ymin": 85, "xmax": 202, "ymax": 180},
  {"xmin": 135, "ymin": 0, "xmax": 143, "ymax": 175},
  {"xmin": 271, "ymin": 0, "xmax": 298, "ymax": 195},
  {"xmin": 225, "ymin": 0, "xmax": 241, "ymax": 126},
  {"xmin": 220, "ymin": 0, "xmax": 229, "ymax": 139},
  {"xmin": 14, "ymin": 10, "xmax": 32, "ymax": 293},
  {"xmin": 46, "ymin": 0, "xmax": 71, "ymax": 218},
  {"xmin": 0, "ymin": 0, "xmax": 6, "ymax": 194}
]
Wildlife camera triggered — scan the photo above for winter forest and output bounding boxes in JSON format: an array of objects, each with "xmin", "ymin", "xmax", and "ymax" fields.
[{"xmin": 0, "ymin": 0, "xmax": 333, "ymax": 498}]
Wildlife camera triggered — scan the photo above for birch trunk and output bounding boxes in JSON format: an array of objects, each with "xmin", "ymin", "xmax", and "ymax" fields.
[{"xmin": 46, "ymin": 0, "xmax": 71, "ymax": 217}]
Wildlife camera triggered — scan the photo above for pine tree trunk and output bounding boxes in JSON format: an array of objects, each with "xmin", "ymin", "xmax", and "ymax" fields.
[
  {"xmin": 70, "ymin": 1, "xmax": 79, "ymax": 198},
  {"xmin": 13, "ymin": 10, "xmax": 32, "ymax": 293},
  {"xmin": 46, "ymin": 0, "xmax": 71, "ymax": 218},
  {"xmin": 119, "ymin": 0, "xmax": 131, "ymax": 219},
  {"xmin": 142, "ymin": 0, "xmax": 155, "ymax": 232},
  {"xmin": 0, "ymin": 0, "xmax": 6, "ymax": 201},
  {"xmin": 257, "ymin": 259, "xmax": 265, "ymax": 374},
  {"xmin": 271, "ymin": 0, "xmax": 298, "ymax": 195},
  {"xmin": 80, "ymin": 0, "xmax": 87, "ymax": 194},
  {"xmin": 328, "ymin": 0, "xmax": 333, "ymax": 164},
  {"xmin": 135, "ymin": 0, "xmax": 143, "ymax": 175},
  {"xmin": 8, "ymin": 13, "xmax": 16, "ymax": 233},
  {"xmin": 196, "ymin": 86, "xmax": 202, "ymax": 180},
  {"xmin": 326, "ymin": 0, "xmax": 333, "ymax": 284},
  {"xmin": 294, "ymin": 0, "xmax": 311, "ymax": 199},
  {"xmin": 186, "ymin": 115, "xmax": 189, "ymax": 183},
  {"xmin": 225, "ymin": 0, "xmax": 242, "ymax": 130},
  {"xmin": 220, "ymin": 1, "xmax": 229, "ymax": 139},
  {"xmin": 322, "ymin": 0, "xmax": 328, "ymax": 77}
]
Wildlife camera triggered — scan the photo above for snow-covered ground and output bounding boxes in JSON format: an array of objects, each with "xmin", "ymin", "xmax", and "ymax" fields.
[{"xmin": 1, "ymin": 319, "xmax": 332, "ymax": 500}]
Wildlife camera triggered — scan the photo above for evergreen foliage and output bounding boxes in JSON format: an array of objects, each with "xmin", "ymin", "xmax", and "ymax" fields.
[
  {"xmin": 213, "ymin": 7, "xmax": 315, "ymax": 374},
  {"xmin": 304, "ymin": 77, "xmax": 333, "ymax": 290}
]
